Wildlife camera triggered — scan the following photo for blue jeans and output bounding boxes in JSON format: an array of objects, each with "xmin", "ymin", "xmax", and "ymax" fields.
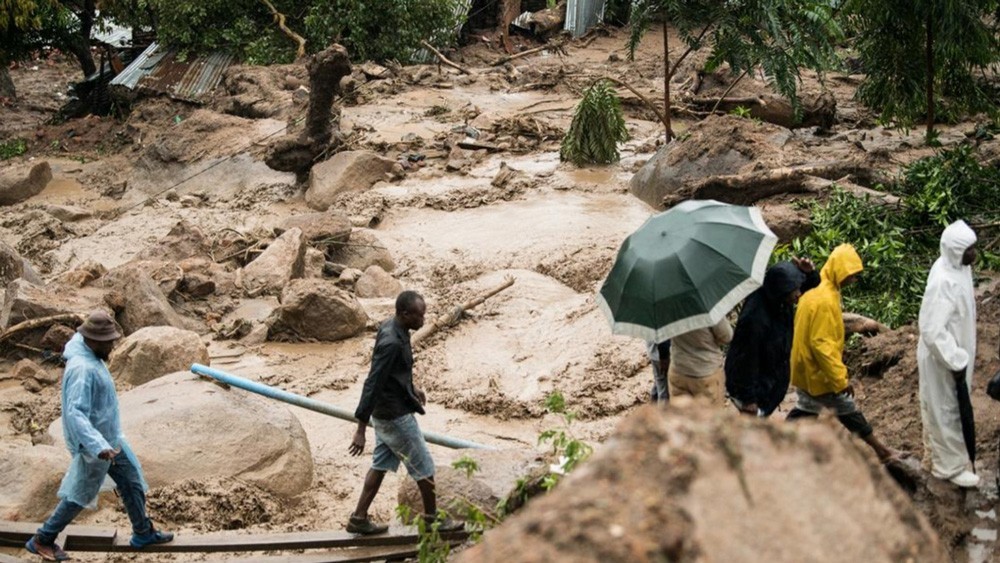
[
  {"xmin": 37, "ymin": 450, "xmax": 151, "ymax": 544},
  {"xmin": 371, "ymin": 413, "xmax": 435, "ymax": 481}
]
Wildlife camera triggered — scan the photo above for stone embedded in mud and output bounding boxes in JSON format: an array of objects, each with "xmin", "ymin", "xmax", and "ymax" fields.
[
  {"xmin": 267, "ymin": 279, "xmax": 368, "ymax": 342},
  {"xmin": 304, "ymin": 247, "xmax": 326, "ymax": 279},
  {"xmin": 113, "ymin": 269, "xmax": 191, "ymax": 335},
  {"xmin": 355, "ymin": 265, "xmax": 402, "ymax": 298},
  {"xmin": 42, "ymin": 204, "xmax": 92, "ymax": 222},
  {"xmin": 105, "ymin": 260, "xmax": 184, "ymax": 298},
  {"xmin": 277, "ymin": 211, "xmax": 353, "ymax": 245},
  {"xmin": 326, "ymin": 229, "xmax": 395, "ymax": 273},
  {"xmin": 0, "ymin": 279, "xmax": 101, "ymax": 330},
  {"xmin": 0, "ymin": 442, "xmax": 69, "ymax": 520},
  {"xmin": 14, "ymin": 359, "xmax": 59, "ymax": 392},
  {"xmin": 179, "ymin": 257, "xmax": 234, "ymax": 296},
  {"xmin": 242, "ymin": 227, "xmax": 306, "ymax": 296},
  {"xmin": 51, "ymin": 259, "xmax": 108, "ymax": 288},
  {"xmin": 40, "ymin": 324, "xmax": 75, "ymax": 354},
  {"xmin": 0, "ymin": 161, "xmax": 52, "ymax": 206},
  {"xmin": 49, "ymin": 371, "xmax": 314, "ymax": 498},
  {"xmin": 305, "ymin": 151, "xmax": 398, "ymax": 211},
  {"xmin": 108, "ymin": 326, "xmax": 210, "ymax": 386},
  {"xmin": 456, "ymin": 403, "xmax": 949, "ymax": 563},
  {"xmin": 629, "ymin": 115, "xmax": 789, "ymax": 209},
  {"xmin": 134, "ymin": 220, "xmax": 211, "ymax": 263},
  {"xmin": 0, "ymin": 241, "xmax": 25, "ymax": 289},
  {"xmin": 398, "ymin": 465, "xmax": 499, "ymax": 521}
]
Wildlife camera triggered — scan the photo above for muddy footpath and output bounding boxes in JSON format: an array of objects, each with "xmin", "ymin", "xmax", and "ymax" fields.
[{"xmin": 2, "ymin": 23, "xmax": 1000, "ymax": 562}]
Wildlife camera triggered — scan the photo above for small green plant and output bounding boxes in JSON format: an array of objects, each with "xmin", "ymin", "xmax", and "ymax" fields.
[
  {"xmin": 537, "ymin": 391, "xmax": 593, "ymax": 491},
  {"xmin": 560, "ymin": 79, "xmax": 629, "ymax": 166},
  {"xmin": 0, "ymin": 138, "xmax": 27, "ymax": 160},
  {"xmin": 451, "ymin": 455, "xmax": 479, "ymax": 479},
  {"xmin": 396, "ymin": 505, "xmax": 451, "ymax": 563},
  {"xmin": 729, "ymin": 105, "xmax": 753, "ymax": 119}
]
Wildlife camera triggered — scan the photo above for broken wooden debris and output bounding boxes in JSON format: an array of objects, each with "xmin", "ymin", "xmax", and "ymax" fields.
[{"xmin": 411, "ymin": 276, "xmax": 516, "ymax": 348}]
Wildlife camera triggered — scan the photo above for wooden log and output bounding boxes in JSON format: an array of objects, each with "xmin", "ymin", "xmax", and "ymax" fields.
[
  {"xmin": 843, "ymin": 312, "xmax": 890, "ymax": 336},
  {"xmin": 222, "ymin": 544, "xmax": 464, "ymax": 563},
  {"xmin": 0, "ymin": 313, "xmax": 86, "ymax": 344},
  {"xmin": 662, "ymin": 162, "xmax": 888, "ymax": 207},
  {"xmin": 412, "ymin": 276, "xmax": 516, "ymax": 347}
]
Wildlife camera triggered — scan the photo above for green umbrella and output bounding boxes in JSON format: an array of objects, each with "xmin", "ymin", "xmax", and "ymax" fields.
[{"xmin": 598, "ymin": 200, "xmax": 777, "ymax": 342}]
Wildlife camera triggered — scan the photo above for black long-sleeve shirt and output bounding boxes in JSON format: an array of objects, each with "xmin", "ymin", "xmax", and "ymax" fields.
[{"xmin": 354, "ymin": 318, "xmax": 425, "ymax": 424}]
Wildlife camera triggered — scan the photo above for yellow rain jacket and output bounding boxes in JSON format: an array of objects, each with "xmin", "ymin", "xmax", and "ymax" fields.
[{"xmin": 790, "ymin": 244, "xmax": 863, "ymax": 396}]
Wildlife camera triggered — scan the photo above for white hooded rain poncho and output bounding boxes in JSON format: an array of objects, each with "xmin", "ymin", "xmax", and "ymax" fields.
[
  {"xmin": 918, "ymin": 220, "xmax": 977, "ymax": 480},
  {"xmin": 57, "ymin": 333, "xmax": 147, "ymax": 508}
]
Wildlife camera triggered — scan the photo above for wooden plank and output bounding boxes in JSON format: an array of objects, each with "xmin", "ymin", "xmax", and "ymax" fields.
[
  {"xmin": 0, "ymin": 521, "xmax": 116, "ymax": 549},
  {"xmin": 105, "ymin": 526, "xmax": 468, "ymax": 553},
  {"xmin": 220, "ymin": 545, "xmax": 422, "ymax": 563}
]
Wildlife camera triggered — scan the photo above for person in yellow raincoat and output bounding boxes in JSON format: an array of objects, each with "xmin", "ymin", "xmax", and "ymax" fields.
[{"xmin": 786, "ymin": 244, "xmax": 898, "ymax": 462}]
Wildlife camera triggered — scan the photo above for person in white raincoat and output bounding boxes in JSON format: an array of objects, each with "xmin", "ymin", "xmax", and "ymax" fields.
[
  {"xmin": 918, "ymin": 220, "xmax": 979, "ymax": 488},
  {"xmin": 26, "ymin": 312, "xmax": 173, "ymax": 561}
]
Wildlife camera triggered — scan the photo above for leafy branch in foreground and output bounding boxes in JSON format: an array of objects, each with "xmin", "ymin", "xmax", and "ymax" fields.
[{"xmin": 560, "ymin": 80, "xmax": 629, "ymax": 166}]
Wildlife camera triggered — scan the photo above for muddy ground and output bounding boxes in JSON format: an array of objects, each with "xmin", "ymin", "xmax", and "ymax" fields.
[{"xmin": 2, "ymin": 23, "xmax": 1000, "ymax": 562}]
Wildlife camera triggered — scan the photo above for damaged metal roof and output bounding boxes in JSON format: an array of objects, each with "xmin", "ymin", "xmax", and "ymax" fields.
[
  {"xmin": 565, "ymin": 0, "xmax": 606, "ymax": 38},
  {"xmin": 110, "ymin": 42, "xmax": 235, "ymax": 103}
]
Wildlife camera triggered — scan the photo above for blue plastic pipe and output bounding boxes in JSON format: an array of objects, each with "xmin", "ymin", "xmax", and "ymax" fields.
[{"xmin": 190, "ymin": 363, "xmax": 493, "ymax": 450}]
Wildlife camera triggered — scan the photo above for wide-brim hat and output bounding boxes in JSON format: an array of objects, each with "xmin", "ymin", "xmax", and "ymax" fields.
[{"xmin": 77, "ymin": 311, "xmax": 122, "ymax": 341}]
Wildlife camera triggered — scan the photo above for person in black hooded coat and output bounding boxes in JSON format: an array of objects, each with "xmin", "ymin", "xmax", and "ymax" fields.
[{"xmin": 725, "ymin": 258, "xmax": 819, "ymax": 416}]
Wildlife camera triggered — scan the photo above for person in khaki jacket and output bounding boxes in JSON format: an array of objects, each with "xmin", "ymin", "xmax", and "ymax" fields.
[
  {"xmin": 786, "ymin": 244, "xmax": 898, "ymax": 463},
  {"xmin": 668, "ymin": 317, "xmax": 733, "ymax": 404}
]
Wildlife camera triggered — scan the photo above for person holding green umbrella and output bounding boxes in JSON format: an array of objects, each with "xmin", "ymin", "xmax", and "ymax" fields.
[{"xmin": 599, "ymin": 200, "xmax": 777, "ymax": 380}]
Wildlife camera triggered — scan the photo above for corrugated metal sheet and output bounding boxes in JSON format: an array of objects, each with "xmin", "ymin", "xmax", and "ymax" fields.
[
  {"xmin": 110, "ymin": 42, "xmax": 234, "ymax": 103},
  {"xmin": 564, "ymin": 0, "xmax": 606, "ymax": 37}
]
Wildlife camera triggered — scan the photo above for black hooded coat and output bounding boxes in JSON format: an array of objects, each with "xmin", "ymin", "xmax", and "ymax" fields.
[{"xmin": 724, "ymin": 262, "xmax": 820, "ymax": 416}]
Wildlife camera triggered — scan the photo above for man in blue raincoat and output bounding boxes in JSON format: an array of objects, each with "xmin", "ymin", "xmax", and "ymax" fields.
[{"xmin": 26, "ymin": 311, "xmax": 173, "ymax": 561}]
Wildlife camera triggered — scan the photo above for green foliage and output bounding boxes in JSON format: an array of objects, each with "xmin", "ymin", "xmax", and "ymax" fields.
[
  {"xmin": 775, "ymin": 144, "xmax": 1000, "ymax": 326},
  {"xmin": 451, "ymin": 455, "xmax": 480, "ymax": 479},
  {"xmin": 0, "ymin": 138, "xmax": 27, "ymax": 159},
  {"xmin": 627, "ymin": 0, "xmax": 843, "ymax": 119},
  {"xmin": 303, "ymin": 0, "xmax": 467, "ymax": 64},
  {"xmin": 846, "ymin": 0, "xmax": 1000, "ymax": 134},
  {"xmin": 1, "ymin": 0, "xmax": 81, "ymax": 66},
  {"xmin": 537, "ymin": 391, "xmax": 593, "ymax": 491},
  {"xmin": 729, "ymin": 105, "xmax": 753, "ymax": 119},
  {"xmin": 395, "ymin": 505, "xmax": 451, "ymax": 563},
  {"xmin": 560, "ymin": 80, "xmax": 629, "ymax": 166}
]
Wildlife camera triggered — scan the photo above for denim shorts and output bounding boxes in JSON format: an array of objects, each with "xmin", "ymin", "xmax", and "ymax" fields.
[{"xmin": 371, "ymin": 413, "xmax": 435, "ymax": 481}]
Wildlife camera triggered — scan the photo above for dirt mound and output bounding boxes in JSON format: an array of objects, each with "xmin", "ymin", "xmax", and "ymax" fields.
[
  {"xmin": 458, "ymin": 402, "xmax": 948, "ymax": 563},
  {"xmin": 146, "ymin": 478, "xmax": 289, "ymax": 531}
]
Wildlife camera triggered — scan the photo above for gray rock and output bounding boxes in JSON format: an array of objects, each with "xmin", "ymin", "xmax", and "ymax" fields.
[
  {"xmin": 326, "ymin": 230, "xmax": 395, "ymax": 273},
  {"xmin": 276, "ymin": 211, "xmax": 352, "ymax": 244},
  {"xmin": 133, "ymin": 220, "xmax": 210, "ymax": 262},
  {"xmin": 0, "ymin": 443, "xmax": 69, "ymax": 520},
  {"xmin": 355, "ymin": 265, "xmax": 402, "ymax": 298},
  {"xmin": 268, "ymin": 279, "xmax": 367, "ymax": 342},
  {"xmin": 306, "ymin": 151, "xmax": 397, "ymax": 211},
  {"xmin": 114, "ymin": 270, "xmax": 189, "ymax": 335},
  {"xmin": 0, "ymin": 161, "xmax": 52, "ymax": 205},
  {"xmin": 49, "ymin": 372, "xmax": 313, "ymax": 497},
  {"xmin": 0, "ymin": 241, "xmax": 24, "ymax": 289},
  {"xmin": 108, "ymin": 326, "xmax": 210, "ymax": 386},
  {"xmin": 0, "ymin": 279, "xmax": 102, "ymax": 330},
  {"xmin": 398, "ymin": 465, "xmax": 500, "ymax": 521},
  {"xmin": 43, "ymin": 204, "xmax": 92, "ymax": 222},
  {"xmin": 242, "ymin": 228, "xmax": 306, "ymax": 295}
]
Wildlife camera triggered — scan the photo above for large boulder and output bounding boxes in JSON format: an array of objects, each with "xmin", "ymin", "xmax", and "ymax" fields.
[
  {"xmin": 0, "ymin": 161, "xmax": 52, "ymax": 205},
  {"xmin": 108, "ymin": 326, "xmax": 209, "ymax": 386},
  {"xmin": 134, "ymin": 220, "xmax": 211, "ymax": 262},
  {"xmin": 457, "ymin": 403, "xmax": 948, "ymax": 563},
  {"xmin": 305, "ymin": 151, "xmax": 397, "ymax": 211},
  {"xmin": 106, "ymin": 260, "xmax": 184, "ymax": 297},
  {"xmin": 629, "ymin": 115, "xmax": 790, "ymax": 209},
  {"xmin": 0, "ymin": 442, "xmax": 69, "ymax": 520},
  {"xmin": 277, "ymin": 211, "xmax": 352, "ymax": 245},
  {"xmin": 268, "ymin": 279, "xmax": 367, "ymax": 342},
  {"xmin": 398, "ymin": 465, "xmax": 499, "ymax": 520},
  {"xmin": 110, "ymin": 269, "xmax": 189, "ymax": 334},
  {"xmin": 326, "ymin": 229, "xmax": 395, "ymax": 273},
  {"xmin": 355, "ymin": 265, "xmax": 402, "ymax": 298},
  {"xmin": 0, "ymin": 279, "xmax": 101, "ymax": 329},
  {"xmin": 241, "ymin": 227, "xmax": 305, "ymax": 295},
  {"xmin": 49, "ymin": 372, "xmax": 314, "ymax": 498}
]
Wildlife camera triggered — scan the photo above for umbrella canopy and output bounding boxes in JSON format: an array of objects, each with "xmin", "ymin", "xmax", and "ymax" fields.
[
  {"xmin": 955, "ymin": 379, "xmax": 977, "ymax": 471},
  {"xmin": 598, "ymin": 200, "xmax": 777, "ymax": 342}
]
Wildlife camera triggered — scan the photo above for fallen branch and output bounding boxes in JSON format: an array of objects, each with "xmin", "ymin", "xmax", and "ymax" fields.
[
  {"xmin": 420, "ymin": 40, "xmax": 473, "ymax": 75},
  {"xmin": 598, "ymin": 76, "xmax": 670, "ymax": 134},
  {"xmin": 843, "ymin": 312, "xmax": 889, "ymax": 336},
  {"xmin": 0, "ymin": 313, "xmax": 86, "ymax": 344},
  {"xmin": 261, "ymin": 0, "xmax": 306, "ymax": 59},
  {"xmin": 493, "ymin": 41, "xmax": 566, "ymax": 66},
  {"xmin": 412, "ymin": 276, "xmax": 516, "ymax": 348},
  {"xmin": 663, "ymin": 162, "xmax": 888, "ymax": 207}
]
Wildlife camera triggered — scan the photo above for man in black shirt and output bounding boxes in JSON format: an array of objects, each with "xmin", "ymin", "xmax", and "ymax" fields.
[{"xmin": 347, "ymin": 290, "xmax": 463, "ymax": 535}]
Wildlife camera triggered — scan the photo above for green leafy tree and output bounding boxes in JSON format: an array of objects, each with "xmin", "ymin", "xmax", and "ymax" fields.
[
  {"xmin": 560, "ymin": 79, "xmax": 630, "ymax": 166},
  {"xmin": 1, "ymin": 0, "xmax": 98, "ymax": 88},
  {"xmin": 846, "ymin": 0, "xmax": 1000, "ymax": 139},
  {"xmin": 627, "ymin": 0, "xmax": 842, "ymax": 140}
]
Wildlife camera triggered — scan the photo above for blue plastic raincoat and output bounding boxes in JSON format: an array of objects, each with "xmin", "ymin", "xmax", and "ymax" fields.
[{"xmin": 57, "ymin": 333, "xmax": 147, "ymax": 508}]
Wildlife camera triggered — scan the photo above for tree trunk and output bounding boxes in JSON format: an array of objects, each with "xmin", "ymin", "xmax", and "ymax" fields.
[
  {"xmin": 0, "ymin": 67, "xmax": 15, "ymax": 101},
  {"xmin": 925, "ymin": 10, "xmax": 934, "ymax": 139},
  {"xmin": 662, "ymin": 23, "xmax": 673, "ymax": 141},
  {"xmin": 67, "ymin": 1, "xmax": 98, "ymax": 77}
]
